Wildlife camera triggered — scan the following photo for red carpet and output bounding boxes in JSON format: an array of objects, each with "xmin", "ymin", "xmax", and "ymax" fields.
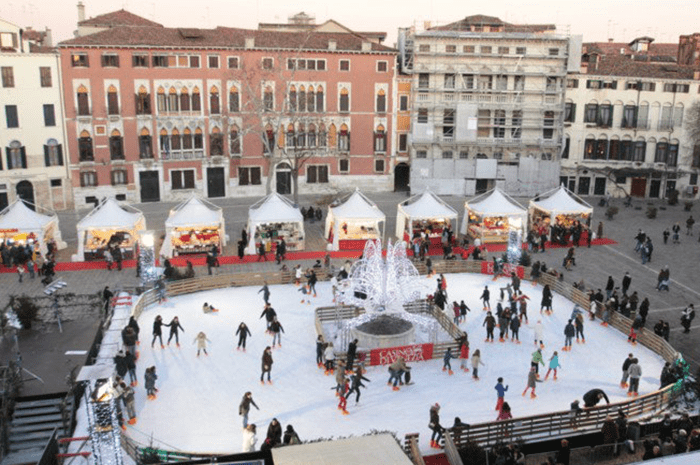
[{"xmin": 424, "ymin": 453, "xmax": 450, "ymax": 465}]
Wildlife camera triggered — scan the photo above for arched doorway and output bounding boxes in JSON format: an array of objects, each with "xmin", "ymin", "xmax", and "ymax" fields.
[
  {"xmin": 276, "ymin": 163, "xmax": 292, "ymax": 195},
  {"xmin": 394, "ymin": 163, "xmax": 410, "ymax": 191},
  {"xmin": 16, "ymin": 180, "xmax": 35, "ymax": 209}
]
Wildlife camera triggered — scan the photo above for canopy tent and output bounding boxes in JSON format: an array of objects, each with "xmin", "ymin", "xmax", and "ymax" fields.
[
  {"xmin": 74, "ymin": 198, "xmax": 146, "ymax": 261},
  {"xmin": 529, "ymin": 185, "xmax": 593, "ymax": 229},
  {"xmin": 462, "ymin": 187, "xmax": 528, "ymax": 243},
  {"xmin": 325, "ymin": 189, "xmax": 385, "ymax": 251},
  {"xmin": 160, "ymin": 195, "xmax": 227, "ymax": 258},
  {"xmin": 0, "ymin": 200, "xmax": 66, "ymax": 256},
  {"xmin": 246, "ymin": 193, "xmax": 305, "ymax": 255},
  {"xmin": 395, "ymin": 190, "xmax": 458, "ymax": 241}
]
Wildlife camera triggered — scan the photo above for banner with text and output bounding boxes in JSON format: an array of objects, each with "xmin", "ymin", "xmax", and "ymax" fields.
[
  {"xmin": 481, "ymin": 261, "xmax": 524, "ymax": 279},
  {"xmin": 369, "ymin": 343, "xmax": 434, "ymax": 366}
]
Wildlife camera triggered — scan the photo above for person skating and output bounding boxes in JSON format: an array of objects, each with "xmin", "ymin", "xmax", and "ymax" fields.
[
  {"xmin": 574, "ymin": 313, "xmax": 585, "ymax": 343},
  {"xmin": 166, "ymin": 316, "xmax": 184, "ymax": 347},
  {"xmin": 114, "ymin": 350, "xmax": 128, "ymax": 380},
  {"xmin": 533, "ymin": 320, "xmax": 544, "ymax": 348},
  {"xmin": 261, "ymin": 346, "xmax": 273, "ymax": 384},
  {"xmin": 457, "ymin": 336, "xmax": 469, "ymax": 372},
  {"xmin": 236, "ymin": 322, "xmax": 252, "ymax": 351},
  {"xmin": 298, "ymin": 284, "xmax": 312, "ymax": 304},
  {"xmin": 239, "ymin": 392, "xmax": 259, "ymax": 428},
  {"xmin": 531, "ymin": 348, "xmax": 544, "ymax": 378},
  {"xmin": 442, "ymin": 347, "xmax": 457, "ymax": 375},
  {"xmin": 151, "ymin": 315, "xmax": 165, "ymax": 348},
  {"xmin": 540, "ymin": 285, "xmax": 553, "ymax": 314},
  {"xmin": 258, "ymin": 281, "xmax": 270, "ymax": 304},
  {"xmin": 494, "ymin": 377, "xmax": 509, "ymax": 411},
  {"xmin": 345, "ymin": 368, "xmax": 370, "ymax": 404},
  {"xmin": 260, "ymin": 303, "xmax": 276, "ymax": 332},
  {"xmin": 124, "ymin": 350, "xmax": 137, "ymax": 386},
  {"xmin": 429, "ymin": 403, "xmax": 444, "ymax": 449},
  {"xmin": 334, "ymin": 361, "xmax": 346, "ymax": 397},
  {"xmin": 121, "ymin": 326, "xmax": 138, "ymax": 360},
  {"xmin": 194, "ymin": 331, "xmax": 211, "ymax": 356},
  {"xmin": 480, "ymin": 286, "xmax": 491, "ymax": 310},
  {"xmin": 121, "ymin": 382, "xmax": 137, "ymax": 425},
  {"xmin": 144, "ymin": 366, "xmax": 158, "ymax": 400},
  {"xmin": 509, "ymin": 314, "xmax": 521, "ymax": 343},
  {"xmin": 563, "ymin": 319, "xmax": 575, "ymax": 351},
  {"xmin": 324, "ymin": 342, "xmax": 336, "ymax": 375},
  {"xmin": 337, "ymin": 376, "xmax": 350, "ymax": 415},
  {"xmin": 681, "ymin": 304, "xmax": 695, "ymax": 333},
  {"xmin": 620, "ymin": 353, "xmax": 634, "ymax": 388},
  {"xmin": 269, "ymin": 317, "xmax": 284, "ymax": 348},
  {"xmin": 522, "ymin": 366, "xmax": 541, "ymax": 398},
  {"xmin": 483, "ymin": 311, "xmax": 496, "ymax": 342},
  {"xmin": 316, "ymin": 335, "xmax": 326, "ymax": 368},
  {"xmin": 459, "ymin": 300, "xmax": 470, "ymax": 323},
  {"xmin": 346, "ymin": 338, "xmax": 358, "ymax": 371},
  {"xmin": 544, "ymin": 351, "xmax": 561, "ymax": 380},
  {"xmin": 627, "ymin": 358, "xmax": 641, "ymax": 397},
  {"xmin": 516, "ymin": 292, "xmax": 530, "ymax": 324},
  {"xmin": 582, "ymin": 388, "xmax": 610, "ymax": 408},
  {"xmin": 241, "ymin": 424, "xmax": 257, "ymax": 452},
  {"xmin": 471, "ymin": 349, "xmax": 484, "ymax": 380},
  {"xmin": 388, "ymin": 357, "xmax": 410, "ymax": 390},
  {"xmin": 202, "ymin": 302, "xmax": 219, "ymax": 313},
  {"xmin": 628, "ymin": 316, "xmax": 643, "ymax": 344},
  {"xmin": 498, "ymin": 308, "xmax": 510, "ymax": 342},
  {"xmin": 306, "ymin": 269, "xmax": 318, "ymax": 297}
]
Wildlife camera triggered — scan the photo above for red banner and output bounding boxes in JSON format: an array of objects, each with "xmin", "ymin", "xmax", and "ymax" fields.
[
  {"xmin": 369, "ymin": 343, "xmax": 434, "ymax": 366},
  {"xmin": 481, "ymin": 260, "xmax": 524, "ymax": 279}
]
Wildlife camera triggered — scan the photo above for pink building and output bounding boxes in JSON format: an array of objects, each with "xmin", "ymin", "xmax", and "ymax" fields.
[{"xmin": 58, "ymin": 9, "xmax": 397, "ymax": 206}]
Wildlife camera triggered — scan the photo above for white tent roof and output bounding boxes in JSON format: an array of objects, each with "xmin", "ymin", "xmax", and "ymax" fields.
[
  {"xmin": 165, "ymin": 195, "xmax": 222, "ymax": 228},
  {"xmin": 531, "ymin": 185, "xmax": 593, "ymax": 214},
  {"xmin": 0, "ymin": 200, "xmax": 55, "ymax": 230},
  {"xmin": 400, "ymin": 190, "xmax": 458, "ymax": 219},
  {"xmin": 77, "ymin": 198, "xmax": 144, "ymax": 230},
  {"xmin": 248, "ymin": 192, "xmax": 303, "ymax": 223},
  {"xmin": 467, "ymin": 187, "xmax": 527, "ymax": 216},
  {"xmin": 330, "ymin": 189, "xmax": 385, "ymax": 221},
  {"xmin": 272, "ymin": 434, "xmax": 413, "ymax": 465}
]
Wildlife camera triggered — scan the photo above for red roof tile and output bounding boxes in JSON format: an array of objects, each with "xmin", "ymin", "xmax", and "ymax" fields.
[
  {"xmin": 78, "ymin": 9, "xmax": 163, "ymax": 28},
  {"xmin": 585, "ymin": 55, "xmax": 696, "ymax": 79},
  {"xmin": 584, "ymin": 41, "xmax": 678, "ymax": 59}
]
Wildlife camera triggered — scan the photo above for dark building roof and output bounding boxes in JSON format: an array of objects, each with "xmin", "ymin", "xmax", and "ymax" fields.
[
  {"xmin": 584, "ymin": 41, "xmax": 679, "ymax": 59},
  {"xmin": 78, "ymin": 9, "xmax": 163, "ymax": 28},
  {"xmin": 584, "ymin": 54, "xmax": 696, "ymax": 79},
  {"xmin": 59, "ymin": 25, "xmax": 396, "ymax": 53},
  {"xmin": 430, "ymin": 15, "xmax": 555, "ymax": 33}
]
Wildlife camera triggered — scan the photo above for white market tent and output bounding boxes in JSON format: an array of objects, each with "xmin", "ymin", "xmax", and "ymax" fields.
[
  {"xmin": 160, "ymin": 195, "xmax": 227, "ymax": 258},
  {"xmin": 0, "ymin": 200, "xmax": 66, "ymax": 255},
  {"xmin": 246, "ymin": 193, "xmax": 304, "ymax": 255},
  {"xmin": 325, "ymin": 188, "xmax": 385, "ymax": 251},
  {"xmin": 272, "ymin": 434, "xmax": 413, "ymax": 465},
  {"xmin": 74, "ymin": 198, "xmax": 146, "ymax": 261},
  {"xmin": 461, "ymin": 187, "xmax": 528, "ymax": 242},
  {"xmin": 529, "ymin": 185, "xmax": 593, "ymax": 227},
  {"xmin": 395, "ymin": 190, "xmax": 458, "ymax": 240}
]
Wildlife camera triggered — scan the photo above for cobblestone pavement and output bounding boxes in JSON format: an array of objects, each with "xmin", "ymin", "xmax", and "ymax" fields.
[{"xmin": 1, "ymin": 192, "xmax": 699, "ymax": 395}]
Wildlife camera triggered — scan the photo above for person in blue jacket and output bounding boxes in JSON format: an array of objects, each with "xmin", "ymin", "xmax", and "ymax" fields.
[
  {"xmin": 494, "ymin": 377, "xmax": 509, "ymax": 411},
  {"xmin": 442, "ymin": 347, "xmax": 458, "ymax": 375}
]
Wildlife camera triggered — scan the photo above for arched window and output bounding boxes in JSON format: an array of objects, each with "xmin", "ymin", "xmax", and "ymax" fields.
[
  {"xmin": 668, "ymin": 138, "xmax": 679, "ymax": 167},
  {"xmin": 44, "ymin": 138, "xmax": 63, "ymax": 166},
  {"xmin": 78, "ymin": 130, "xmax": 93, "ymax": 161},
  {"xmin": 298, "ymin": 85, "xmax": 306, "ymax": 112},
  {"xmin": 595, "ymin": 134, "xmax": 608, "ymax": 160},
  {"xmin": 308, "ymin": 123, "xmax": 317, "ymax": 148},
  {"xmin": 583, "ymin": 135, "xmax": 595, "ymax": 160},
  {"xmin": 620, "ymin": 135, "xmax": 633, "ymax": 161},
  {"xmin": 107, "ymin": 85, "xmax": 119, "ymax": 115},
  {"xmin": 156, "ymin": 86, "xmax": 166, "ymax": 113},
  {"xmin": 318, "ymin": 123, "xmax": 327, "ymax": 148},
  {"xmin": 229, "ymin": 85, "xmax": 239, "ymax": 112},
  {"xmin": 168, "ymin": 86, "xmax": 179, "ymax": 112},
  {"xmin": 286, "ymin": 123, "xmax": 295, "ymax": 147},
  {"xmin": 171, "ymin": 128, "xmax": 181, "ymax": 153},
  {"xmin": 192, "ymin": 87, "xmax": 201, "ymax": 112},
  {"xmin": 339, "ymin": 123, "xmax": 350, "ymax": 151},
  {"xmin": 297, "ymin": 123, "xmax": 306, "ymax": 147},
  {"xmin": 210, "ymin": 126, "xmax": 223, "ymax": 155},
  {"xmin": 609, "ymin": 135, "xmax": 621, "ymax": 160},
  {"xmin": 316, "ymin": 86, "xmax": 324, "ymax": 112},
  {"xmin": 77, "ymin": 85, "xmax": 90, "ymax": 116},
  {"xmin": 376, "ymin": 89, "xmax": 386, "ymax": 113},
  {"xmin": 7, "ymin": 140, "xmax": 26, "ymax": 169},
  {"xmin": 264, "ymin": 86, "xmax": 274, "ymax": 112},
  {"xmin": 139, "ymin": 127, "xmax": 153, "ymax": 159},
  {"xmin": 660, "ymin": 103, "xmax": 673, "ymax": 130},
  {"xmin": 655, "ymin": 137, "xmax": 669, "ymax": 163},
  {"xmin": 230, "ymin": 125, "xmax": 241, "ymax": 155},
  {"xmin": 263, "ymin": 123, "xmax": 275, "ymax": 154},
  {"xmin": 209, "ymin": 86, "xmax": 220, "ymax": 114},
  {"xmin": 633, "ymin": 137, "xmax": 647, "ymax": 162},
  {"xmin": 339, "ymin": 88, "xmax": 349, "ymax": 112},
  {"xmin": 584, "ymin": 100, "xmax": 598, "ymax": 123},
  {"xmin": 307, "ymin": 85, "xmax": 315, "ymax": 112},
  {"xmin": 136, "ymin": 85, "xmax": 151, "ymax": 115},
  {"xmin": 182, "ymin": 128, "xmax": 193, "ymax": 151},
  {"xmin": 638, "ymin": 102, "xmax": 650, "ymax": 129},
  {"xmin": 374, "ymin": 124, "xmax": 386, "ymax": 152},
  {"xmin": 180, "ymin": 87, "xmax": 190, "ymax": 112},
  {"xmin": 110, "ymin": 129, "xmax": 124, "ymax": 160},
  {"xmin": 159, "ymin": 128, "xmax": 170, "ymax": 158},
  {"xmin": 673, "ymin": 103, "xmax": 684, "ymax": 129},
  {"xmin": 194, "ymin": 128, "xmax": 204, "ymax": 151},
  {"xmin": 289, "ymin": 85, "xmax": 297, "ymax": 112}
]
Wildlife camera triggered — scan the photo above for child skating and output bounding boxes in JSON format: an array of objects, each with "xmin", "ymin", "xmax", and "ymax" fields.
[
  {"xmin": 458, "ymin": 336, "xmax": 469, "ymax": 372},
  {"xmin": 522, "ymin": 366, "xmax": 541, "ymax": 398},
  {"xmin": 534, "ymin": 320, "xmax": 544, "ymax": 348},
  {"xmin": 337, "ymin": 376, "xmax": 350, "ymax": 415},
  {"xmin": 544, "ymin": 351, "xmax": 561, "ymax": 380},
  {"xmin": 194, "ymin": 331, "xmax": 211, "ymax": 356},
  {"xmin": 494, "ymin": 377, "xmax": 509, "ymax": 411},
  {"xmin": 442, "ymin": 347, "xmax": 457, "ymax": 375},
  {"xmin": 298, "ymin": 284, "xmax": 311, "ymax": 304}
]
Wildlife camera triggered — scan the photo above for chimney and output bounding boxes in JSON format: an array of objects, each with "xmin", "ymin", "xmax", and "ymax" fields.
[
  {"xmin": 45, "ymin": 28, "xmax": 52, "ymax": 47},
  {"xmin": 361, "ymin": 41, "xmax": 371, "ymax": 52},
  {"xmin": 245, "ymin": 37, "xmax": 255, "ymax": 48},
  {"xmin": 608, "ymin": 38, "xmax": 614, "ymax": 43},
  {"xmin": 77, "ymin": 2, "xmax": 85, "ymax": 22},
  {"xmin": 328, "ymin": 39, "xmax": 336, "ymax": 50}
]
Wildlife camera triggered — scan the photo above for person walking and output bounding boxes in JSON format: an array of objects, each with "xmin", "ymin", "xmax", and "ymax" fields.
[
  {"xmin": 681, "ymin": 304, "xmax": 695, "ymax": 333},
  {"xmin": 260, "ymin": 346, "xmax": 273, "ymax": 384},
  {"xmin": 151, "ymin": 315, "xmax": 165, "ymax": 348},
  {"xmin": 429, "ymin": 403, "xmax": 444, "ymax": 449},
  {"xmin": 686, "ymin": 215, "xmax": 695, "ymax": 235},
  {"xmin": 239, "ymin": 392, "xmax": 259, "ymax": 428},
  {"xmin": 194, "ymin": 331, "xmax": 211, "ymax": 356},
  {"xmin": 621, "ymin": 272, "xmax": 631, "ymax": 296},
  {"xmin": 102, "ymin": 286, "xmax": 114, "ymax": 313},
  {"xmin": 257, "ymin": 241, "xmax": 267, "ymax": 262},
  {"xmin": 166, "ymin": 316, "xmax": 184, "ymax": 347},
  {"xmin": 236, "ymin": 322, "xmax": 252, "ymax": 351},
  {"xmin": 605, "ymin": 276, "xmax": 615, "ymax": 300}
]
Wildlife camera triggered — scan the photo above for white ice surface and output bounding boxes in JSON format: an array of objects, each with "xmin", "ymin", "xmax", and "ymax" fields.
[{"xmin": 123, "ymin": 274, "xmax": 666, "ymax": 455}]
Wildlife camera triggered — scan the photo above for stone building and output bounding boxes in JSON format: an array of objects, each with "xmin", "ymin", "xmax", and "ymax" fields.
[
  {"xmin": 562, "ymin": 37, "xmax": 700, "ymax": 199},
  {"xmin": 59, "ymin": 8, "xmax": 397, "ymax": 207},
  {"xmin": 398, "ymin": 15, "xmax": 579, "ymax": 196},
  {"xmin": 0, "ymin": 17, "xmax": 72, "ymax": 211}
]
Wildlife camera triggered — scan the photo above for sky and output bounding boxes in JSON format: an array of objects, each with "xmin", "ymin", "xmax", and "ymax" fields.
[{"xmin": 1, "ymin": 0, "xmax": 699, "ymax": 47}]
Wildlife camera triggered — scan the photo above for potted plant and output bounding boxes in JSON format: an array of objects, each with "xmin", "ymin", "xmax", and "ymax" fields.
[
  {"xmin": 605, "ymin": 206, "xmax": 618, "ymax": 220},
  {"xmin": 646, "ymin": 206, "xmax": 658, "ymax": 219}
]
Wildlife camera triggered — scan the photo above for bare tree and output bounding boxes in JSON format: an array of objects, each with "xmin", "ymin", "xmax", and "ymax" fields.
[{"xmin": 687, "ymin": 101, "xmax": 700, "ymax": 145}]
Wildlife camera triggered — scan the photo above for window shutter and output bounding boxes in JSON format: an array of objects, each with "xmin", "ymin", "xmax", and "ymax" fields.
[
  {"xmin": 571, "ymin": 104, "xmax": 576, "ymax": 122},
  {"xmin": 4, "ymin": 148, "xmax": 9, "ymax": 170},
  {"xmin": 184, "ymin": 170, "xmax": 195, "ymax": 188},
  {"xmin": 320, "ymin": 166, "xmax": 329, "ymax": 183},
  {"xmin": 57, "ymin": 144, "xmax": 63, "ymax": 165},
  {"xmin": 44, "ymin": 145, "xmax": 50, "ymax": 166},
  {"xmin": 586, "ymin": 80, "xmax": 591, "ymax": 89},
  {"xmin": 20, "ymin": 146, "xmax": 26, "ymax": 168}
]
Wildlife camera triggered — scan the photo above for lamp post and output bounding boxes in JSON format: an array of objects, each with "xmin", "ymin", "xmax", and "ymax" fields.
[{"xmin": 139, "ymin": 230, "xmax": 158, "ymax": 285}]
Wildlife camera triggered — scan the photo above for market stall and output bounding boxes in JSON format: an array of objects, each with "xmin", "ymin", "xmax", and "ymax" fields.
[
  {"xmin": 461, "ymin": 187, "xmax": 528, "ymax": 243},
  {"xmin": 528, "ymin": 185, "xmax": 593, "ymax": 232},
  {"xmin": 160, "ymin": 195, "xmax": 227, "ymax": 258},
  {"xmin": 246, "ymin": 193, "xmax": 305, "ymax": 255},
  {"xmin": 395, "ymin": 190, "xmax": 458, "ymax": 247},
  {"xmin": 0, "ymin": 200, "xmax": 66, "ymax": 256},
  {"xmin": 74, "ymin": 198, "xmax": 146, "ymax": 261},
  {"xmin": 325, "ymin": 189, "xmax": 385, "ymax": 251}
]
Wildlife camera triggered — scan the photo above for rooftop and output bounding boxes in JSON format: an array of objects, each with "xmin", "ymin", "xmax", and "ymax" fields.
[
  {"xmin": 429, "ymin": 15, "xmax": 556, "ymax": 34},
  {"xmin": 77, "ymin": 9, "xmax": 163, "ymax": 28}
]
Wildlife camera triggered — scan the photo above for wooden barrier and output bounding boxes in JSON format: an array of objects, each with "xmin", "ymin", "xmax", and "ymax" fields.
[{"xmin": 404, "ymin": 433, "xmax": 425, "ymax": 465}]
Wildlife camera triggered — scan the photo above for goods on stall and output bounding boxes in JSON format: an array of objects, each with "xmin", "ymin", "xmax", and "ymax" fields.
[{"xmin": 462, "ymin": 188, "xmax": 527, "ymax": 243}]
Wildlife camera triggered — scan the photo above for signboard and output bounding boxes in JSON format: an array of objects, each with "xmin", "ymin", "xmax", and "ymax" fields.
[
  {"xmin": 481, "ymin": 260, "xmax": 524, "ymax": 279},
  {"xmin": 369, "ymin": 343, "xmax": 434, "ymax": 366}
]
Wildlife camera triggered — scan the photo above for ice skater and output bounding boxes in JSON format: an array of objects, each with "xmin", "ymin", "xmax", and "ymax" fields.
[
  {"xmin": 316, "ymin": 335, "xmax": 326, "ymax": 368},
  {"xmin": 151, "ymin": 315, "xmax": 164, "ymax": 348},
  {"xmin": 531, "ymin": 348, "xmax": 544, "ymax": 378},
  {"xmin": 260, "ymin": 303, "xmax": 276, "ymax": 332},
  {"xmin": 483, "ymin": 311, "xmax": 496, "ymax": 342},
  {"xmin": 522, "ymin": 366, "xmax": 541, "ymax": 398},
  {"xmin": 627, "ymin": 358, "xmax": 641, "ymax": 397},
  {"xmin": 620, "ymin": 353, "xmax": 634, "ymax": 388},
  {"xmin": 480, "ymin": 286, "xmax": 491, "ymax": 310},
  {"xmin": 510, "ymin": 314, "xmax": 521, "ymax": 343},
  {"xmin": 194, "ymin": 331, "xmax": 211, "ymax": 356},
  {"xmin": 442, "ymin": 347, "xmax": 457, "ymax": 375},
  {"xmin": 236, "ymin": 322, "xmax": 252, "ymax": 351},
  {"xmin": 471, "ymin": 349, "xmax": 484, "ymax": 380},
  {"xmin": 563, "ymin": 319, "xmax": 575, "ymax": 351},
  {"xmin": 544, "ymin": 351, "xmax": 560, "ymax": 380},
  {"xmin": 345, "ymin": 367, "xmax": 370, "ymax": 404},
  {"xmin": 144, "ymin": 366, "xmax": 158, "ymax": 400},
  {"xmin": 494, "ymin": 377, "xmax": 509, "ymax": 411},
  {"xmin": 269, "ymin": 317, "xmax": 284, "ymax": 348},
  {"xmin": 324, "ymin": 342, "xmax": 335, "ymax": 375},
  {"xmin": 166, "ymin": 316, "xmax": 184, "ymax": 347},
  {"xmin": 239, "ymin": 392, "xmax": 259, "ymax": 428},
  {"xmin": 261, "ymin": 346, "xmax": 273, "ymax": 384},
  {"xmin": 540, "ymin": 285, "xmax": 553, "ymax": 314},
  {"xmin": 429, "ymin": 403, "xmax": 444, "ymax": 449},
  {"xmin": 337, "ymin": 376, "xmax": 349, "ymax": 415},
  {"xmin": 258, "ymin": 281, "xmax": 270, "ymax": 304},
  {"xmin": 534, "ymin": 320, "xmax": 544, "ymax": 348},
  {"xmin": 458, "ymin": 336, "xmax": 469, "ymax": 372},
  {"xmin": 298, "ymin": 284, "xmax": 312, "ymax": 304}
]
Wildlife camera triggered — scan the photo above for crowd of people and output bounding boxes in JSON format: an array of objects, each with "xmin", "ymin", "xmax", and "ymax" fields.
[{"xmin": 2, "ymin": 239, "xmax": 57, "ymax": 284}]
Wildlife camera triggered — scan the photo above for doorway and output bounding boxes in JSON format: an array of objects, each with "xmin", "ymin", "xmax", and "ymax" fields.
[
  {"xmin": 207, "ymin": 167, "xmax": 225, "ymax": 198},
  {"xmin": 16, "ymin": 181, "xmax": 35, "ymax": 209},
  {"xmin": 577, "ymin": 177, "xmax": 590, "ymax": 196},
  {"xmin": 139, "ymin": 171, "xmax": 160, "ymax": 202},
  {"xmin": 276, "ymin": 163, "xmax": 291, "ymax": 195},
  {"xmin": 630, "ymin": 177, "xmax": 647, "ymax": 197},
  {"xmin": 593, "ymin": 177, "xmax": 607, "ymax": 196},
  {"xmin": 649, "ymin": 179, "xmax": 661, "ymax": 198},
  {"xmin": 394, "ymin": 163, "xmax": 410, "ymax": 191},
  {"xmin": 0, "ymin": 192, "xmax": 7, "ymax": 211}
]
